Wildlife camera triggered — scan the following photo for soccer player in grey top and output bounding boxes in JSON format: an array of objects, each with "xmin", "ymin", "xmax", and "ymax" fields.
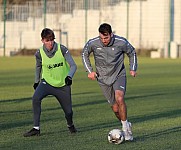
[
  {"xmin": 82, "ymin": 23, "xmax": 137, "ymax": 141},
  {"xmin": 23, "ymin": 28, "xmax": 77, "ymax": 137}
]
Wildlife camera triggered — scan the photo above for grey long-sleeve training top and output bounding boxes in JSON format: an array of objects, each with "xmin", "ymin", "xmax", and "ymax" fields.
[
  {"xmin": 82, "ymin": 34, "xmax": 137, "ymax": 86},
  {"xmin": 34, "ymin": 42, "xmax": 77, "ymax": 83}
]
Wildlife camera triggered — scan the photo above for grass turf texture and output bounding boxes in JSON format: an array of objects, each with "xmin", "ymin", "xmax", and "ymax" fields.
[{"xmin": 0, "ymin": 56, "xmax": 181, "ymax": 150}]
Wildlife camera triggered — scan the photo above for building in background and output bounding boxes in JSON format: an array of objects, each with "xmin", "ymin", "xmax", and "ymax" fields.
[{"xmin": 0, "ymin": 0, "xmax": 181, "ymax": 58}]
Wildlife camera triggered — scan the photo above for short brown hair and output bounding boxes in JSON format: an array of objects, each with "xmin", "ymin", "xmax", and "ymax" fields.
[
  {"xmin": 41, "ymin": 28, "xmax": 55, "ymax": 40},
  {"xmin": 98, "ymin": 23, "xmax": 112, "ymax": 35}
]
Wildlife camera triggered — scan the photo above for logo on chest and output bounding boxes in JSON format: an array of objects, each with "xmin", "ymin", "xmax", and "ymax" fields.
[{"xmin": 47, "ymin": 62, "xmax": 63, "ymax": 69}]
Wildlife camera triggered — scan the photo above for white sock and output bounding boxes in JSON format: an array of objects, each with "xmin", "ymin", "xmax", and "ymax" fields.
[
  {"xmin": 121, "ymin": 120, "xmax": 128, "ymax": 130},
  {"xmin": 67, "ymin": 124, "xmax": 73, "ymax": 127},
  {"xmin": 33, "ymin": 126, "xmax": 40, "ymax": 130}
]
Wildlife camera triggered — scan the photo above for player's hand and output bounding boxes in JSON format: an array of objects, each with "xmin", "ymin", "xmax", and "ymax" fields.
[
  {"xmin": 88, "ymin": 72, "xmax": 97, "ymax": 80},
  {"xmin": 130, "ymin": 71, "xmax": 137, "ymax": 77},
  {"xmin": 33, "ymin": 82, "xmax": 39, "ymax": 90},
  {"xmin": 65, "ymin": 76, "xmax": 72, "ymax": 86}
]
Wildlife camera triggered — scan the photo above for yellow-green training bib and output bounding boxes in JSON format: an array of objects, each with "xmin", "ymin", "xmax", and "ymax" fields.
[{"xmin": 40, "ymin": 44, "xmax": 69, "ymax": 87}]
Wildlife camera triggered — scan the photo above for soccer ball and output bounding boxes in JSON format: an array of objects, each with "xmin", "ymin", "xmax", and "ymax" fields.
[{"xmin": 108, "ymin": 129, "xmax": 124, "ymax": 144}]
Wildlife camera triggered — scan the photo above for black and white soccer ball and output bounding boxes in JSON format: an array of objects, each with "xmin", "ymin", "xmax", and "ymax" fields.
[{"xmin": 108, "ymin": 129, "xmax": 124, "ymax": 144}]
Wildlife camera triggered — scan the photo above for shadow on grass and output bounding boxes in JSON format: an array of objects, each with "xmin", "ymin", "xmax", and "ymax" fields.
[
  {"xmin": 0, "ymin": 91, "xmax": 166, "ymax": 104},
  {"xmin": 0, "ymin": 115, "xmax": 65, "ymax": 131},
  {"xmin": 1, "ymin": 92, "xmax": 180, "ymax": 135},
  {"xmin": 1, "ymin": 108, "xmax": 181, "ymax": 142},
  {"xmin": 70, "ymin": 109, "xmax": 181, "ymax": 133},
  {"xmin": 0, "ymin": 91, "xmax": 98, "ymax": 104},
  {"xmin": 125, "ymin": 92, "xmax": 165, "ymax": 100},
  {"xmin": 0, "ymin": 97, "xmax": 32, "ymax": 103},
  {"xmin": 130, "ymin": 109, "xmax": 181, "ymax": 123},
  {"xmin": 134, "ymin": 126, "xmax": 181, "ymax": 142},
  {"xmin": 2, "ymin": 108, "xmax": 180, "ymax": 138},
  {"xmin": 72, "ymin": 91, "xmax": 98, "ymax": 96}
]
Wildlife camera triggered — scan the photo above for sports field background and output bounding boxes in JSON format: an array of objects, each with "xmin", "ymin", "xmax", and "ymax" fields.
[{"xmin": 0, "ymin": 56, "xmax": 181, "ymax": 150}]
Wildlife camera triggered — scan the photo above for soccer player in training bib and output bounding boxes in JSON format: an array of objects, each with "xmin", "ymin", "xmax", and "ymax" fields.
[
  {"xmin": 82, "ymin": 23, "xmax": 137, "ymax": 141},
  {"xmin": 24, "ymin": 28, "xmax": 77, "ymax": 137}
]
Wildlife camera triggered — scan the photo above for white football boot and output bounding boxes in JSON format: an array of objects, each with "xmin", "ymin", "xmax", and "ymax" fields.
[{"xmin": 123, "ymin": 122, "xmax": 133, "ymax": 141}]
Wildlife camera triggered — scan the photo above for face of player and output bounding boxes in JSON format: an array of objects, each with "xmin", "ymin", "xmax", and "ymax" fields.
[
  {"xmin": 99, "ymin": 33, "xmax": 112, "ymax": 46},
  {"xmin": 41, "ymin": 38, "xmax": 54, "ymax": 51}
]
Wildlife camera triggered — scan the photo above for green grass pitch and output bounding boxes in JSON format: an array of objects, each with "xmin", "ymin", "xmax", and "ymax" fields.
[{"xmin": 0, "ymin": 56, "xmax": 181, "ymax": 150}]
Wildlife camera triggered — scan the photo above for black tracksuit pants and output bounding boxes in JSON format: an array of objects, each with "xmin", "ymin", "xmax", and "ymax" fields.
[{"xmin": 32, "ymin": 79, "xmax": 73, "ymax": 127}]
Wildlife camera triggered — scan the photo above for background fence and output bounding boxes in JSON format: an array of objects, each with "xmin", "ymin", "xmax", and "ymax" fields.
[{"xmin": 0, "ymin": 0, "xmax": 181, "ymax": 58}]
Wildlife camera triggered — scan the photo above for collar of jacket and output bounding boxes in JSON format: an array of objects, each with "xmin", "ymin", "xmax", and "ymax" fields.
[{"xmin": 43, "ymin": 42, "xmax": 57, "ymax": 54}]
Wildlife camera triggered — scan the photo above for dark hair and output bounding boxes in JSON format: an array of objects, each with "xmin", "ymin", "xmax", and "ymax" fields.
[
  {"xmin": 98, "ymin": 23, "xmax": 112, "ymax": 35},
  {"xmin": 41, "ymin": 28, "xmax": 55, "ymax": 40}
]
